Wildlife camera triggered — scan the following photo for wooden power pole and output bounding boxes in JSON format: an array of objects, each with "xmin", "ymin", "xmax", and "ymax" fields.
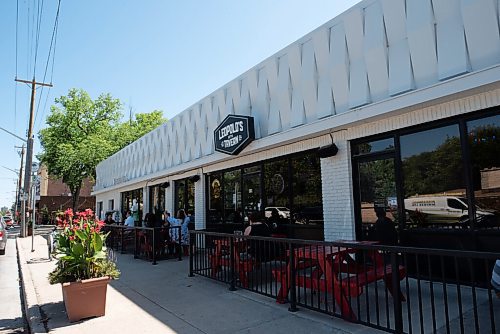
[{"xmin": 15, "ymin": 77, "xmax": 52, "ymax": 237}]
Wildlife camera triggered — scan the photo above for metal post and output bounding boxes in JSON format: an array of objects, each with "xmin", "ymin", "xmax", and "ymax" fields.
[
  {"xmin": 152, "ymin": 228, "xmax": 157, "ymax": 265},
  {"xmin": 31, "ymin": 178, "xmax": 35, "ymax": 252},
  {"xmin": 391, "ymin": 252, "xmax": 403, "ymax": 334},
  {"xmin": 229, "ymin": 236, "xmax": 236, "ymax": 291},
  {"xmin": 177, "ymin": 226, "xmax": 182, "ymax": 261},
  {"xmin": 289, "ymin": 241, "xmax": 298, "ymax": 312},
  {"xmin": 188, "ymin": 231, "xmax": 194, "ymax": 277}
]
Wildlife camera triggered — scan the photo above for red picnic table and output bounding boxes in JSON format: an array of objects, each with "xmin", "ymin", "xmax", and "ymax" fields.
[
  {"xmin": 209, "ymin": 238, "xmax": 256, "ymax": 288},
  {"xmin": 273, "ymin": 241, "xmax": 406, "ymax": 321}
]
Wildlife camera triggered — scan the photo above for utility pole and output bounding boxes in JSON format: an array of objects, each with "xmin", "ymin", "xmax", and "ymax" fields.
[
  {"xmin": 15, "ymin": 77, "xmax": 52, "ymax": 237},
  {"xmin": 17, "ymin": 145, "xmax": 25, "ymax": 224}
]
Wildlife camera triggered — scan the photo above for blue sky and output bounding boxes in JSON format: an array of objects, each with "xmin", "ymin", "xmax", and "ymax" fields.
[{"xmin": 0, "ymin": 0, "xmax": 359, "ymax": 209}]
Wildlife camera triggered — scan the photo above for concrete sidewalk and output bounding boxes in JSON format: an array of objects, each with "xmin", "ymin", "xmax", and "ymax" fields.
[{"xmin": 17, "ymin": 235, "xmax": 379, "ymax": 334}]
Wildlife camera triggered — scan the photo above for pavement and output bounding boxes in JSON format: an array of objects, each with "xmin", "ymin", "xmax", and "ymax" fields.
[{"xmin": 17, "ymin": 234, "xmax": 381, "ymax": 334}]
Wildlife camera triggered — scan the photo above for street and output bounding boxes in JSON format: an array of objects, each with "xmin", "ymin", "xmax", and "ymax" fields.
[{"xmin": 0, "ymin": 226, "xmax": 26, "ymax": 334}]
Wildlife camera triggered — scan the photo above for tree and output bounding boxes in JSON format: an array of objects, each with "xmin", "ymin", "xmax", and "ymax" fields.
[
  {"xmin": 38, "ymin": 89, "xmax": 166, "ymax": 212},
  {"xmin": 112, "ymin": 110, "xmax": 165, "ymax": 148}
]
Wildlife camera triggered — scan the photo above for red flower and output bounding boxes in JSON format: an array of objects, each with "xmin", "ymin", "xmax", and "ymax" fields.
[{"xmin": 65, "ymin": 208, "xmax": 74, "ymax": 217}]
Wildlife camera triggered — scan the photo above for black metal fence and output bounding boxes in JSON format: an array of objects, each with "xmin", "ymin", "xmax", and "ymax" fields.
[
  {"xmin": 102, "ymin": 224, "xmax": 183, "ymax": 264},
  {"xmin": 188, "ymin": 231, "xmax": 500, "ymax": 334}
]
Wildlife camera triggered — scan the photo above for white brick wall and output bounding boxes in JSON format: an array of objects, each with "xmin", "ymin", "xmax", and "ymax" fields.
[
  {"xmin": 194, "ymin": 176, "xmax": 206, "ymax": 230},
  {"xmin": 321, "ymin": 132, "xmax": 356, "ymax": 241}
]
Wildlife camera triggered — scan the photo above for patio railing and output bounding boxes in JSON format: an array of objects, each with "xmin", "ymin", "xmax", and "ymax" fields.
[
  {"xmin": 103, "ymin": 224, "xmax": 183, "ymax": 264},
  {"xmin": 188, "ymin": 231, "xmax": 500, "ymax": 334}
]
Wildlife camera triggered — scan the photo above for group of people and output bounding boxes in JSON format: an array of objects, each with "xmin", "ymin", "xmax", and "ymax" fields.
[{"xmin": 104, "ymin": 209, "xmax": 193, "ymax": 257}]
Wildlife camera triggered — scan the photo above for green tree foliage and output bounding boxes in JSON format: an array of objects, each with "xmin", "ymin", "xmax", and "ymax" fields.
[
  {"xmin": 402, "ymin": 136, "xmax": 463, "ymax": 196},
  {"xmin": 38, "ymin": 89, "xmax": 166, "ymax": 211},
  {"xmin": 112, "ymin": 110, "xmax": 165, "ymax": 148}
]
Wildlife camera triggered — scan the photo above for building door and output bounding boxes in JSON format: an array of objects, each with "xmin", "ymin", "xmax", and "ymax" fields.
[{"xmin": 353, "ymin": 156, "xmax": 398, "ymax": 240}]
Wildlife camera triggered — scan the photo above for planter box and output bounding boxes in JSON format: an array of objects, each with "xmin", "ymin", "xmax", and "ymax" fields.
[{"xmin": 62, "ymin": 276, "xmax": 110, "ymax": 322}]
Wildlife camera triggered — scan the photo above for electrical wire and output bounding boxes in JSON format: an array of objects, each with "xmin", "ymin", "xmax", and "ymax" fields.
[
  {"xmin": 33, "ymin": 0, "xmax": 45, "ymax": 78},
  {"xmin": 34, "ymin": 0, "xmax": 61, "ymax": 130}
]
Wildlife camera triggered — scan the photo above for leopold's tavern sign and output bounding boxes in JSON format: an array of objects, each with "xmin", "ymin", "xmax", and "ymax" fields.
[{"xmin": 214, "ymin": 115, "xmax": 255, "ymax": 155}]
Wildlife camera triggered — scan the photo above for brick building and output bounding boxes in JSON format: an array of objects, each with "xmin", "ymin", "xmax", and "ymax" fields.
[{"xmin": 37, "ymin": 165, "xmax": 95, "ymax": 223}]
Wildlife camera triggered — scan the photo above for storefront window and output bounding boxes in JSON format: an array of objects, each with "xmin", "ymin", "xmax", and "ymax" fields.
[
  {"xmin": 352, "ymin": 138, "xmax": 395, "ymax": 156},
  {"xmin": 357, "ymin": 159, "xmax": 397, "ymax": 229},
  {"xmin": 120, "ymin": 188, "xmax": 143, "ymax": 226},
  {"xmin": 223, "ymin": 170, "xmax": 241, "ymax": 223},
  {"xmin": 149, "ymin": 185, "xmax": 165, "ymax": 217},
  {"xmin": 291, "ymin": 155, "xmax": 323, "ymax": 225},
  {"xmin": 208, "ymin": 173, "xmax": 223, "ymax": 224},
  {"xmin": 467, "ymin": 114, "xmax": 500, "ymax": 227},
  {"xmin": 174, "ymin": 178, "xmax": 195, "ymax": 216},
  {"xmin": 206, "ymin": 151, "xmax": 323, "ymax": 229},
  {"xmin": 400, "ymin": 124, "xmax": 465, "ymax": 227},
  {"xmin": 264, "ymin": 159, "xmax": 290, "ymax": 212}
]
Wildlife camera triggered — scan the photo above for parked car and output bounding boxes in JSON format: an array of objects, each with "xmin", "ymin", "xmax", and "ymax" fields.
[
  {"xmin": 264, "ymin": 207, "xmax": 290, "ymax": 219},
  {"xmin": 404, "ymin": 196, "xmax": 494, "ymax": 224},
  {"xmin": 3, "ymin": 216, "xmax": 13, "ymax": 228},
  {"xmin": 293, "ymin": 206, "xmax": 324, "ymax": 225},
  {"xmin": 0, "ymin": 219, "xmax": 7, "ymax": 255}
]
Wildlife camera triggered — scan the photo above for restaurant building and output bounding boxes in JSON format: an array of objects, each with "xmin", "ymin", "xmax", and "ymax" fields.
[{"xmin": 93, "ymin": 0, "xmax": 500, "ymax": 246}]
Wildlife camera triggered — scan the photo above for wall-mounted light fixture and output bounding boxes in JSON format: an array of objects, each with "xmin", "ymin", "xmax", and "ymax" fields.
[{"xmin": 317, "ymin": 143, "xmax": 338, "ymax": 158}]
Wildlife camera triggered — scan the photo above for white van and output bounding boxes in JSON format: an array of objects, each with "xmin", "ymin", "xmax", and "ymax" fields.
[{"xmin": 404, "ymin": 196, "xmax": 493, "ymax": 223}]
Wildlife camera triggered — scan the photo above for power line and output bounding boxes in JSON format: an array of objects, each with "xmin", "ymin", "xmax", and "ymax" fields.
[
  {"xmin": 35, "ymin": 0, "xmax": 61, "ymax": 130},
  {"xmin": 33, "ymin": 0, "xmax": 45, "ymax": 77}
]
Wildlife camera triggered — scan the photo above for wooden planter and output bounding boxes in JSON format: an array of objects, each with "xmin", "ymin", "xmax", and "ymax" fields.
[{"xmin": 62, "ymin": 276, "xmax": 110, "ymax": 322}]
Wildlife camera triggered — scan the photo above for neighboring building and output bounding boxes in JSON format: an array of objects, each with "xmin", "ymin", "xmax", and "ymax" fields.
[
  {"xmin": 37, "ymin": 165, "xmax": 95, "ymax": 223},
  {"xmin": 93, "ymin": 0, "xmax": 499, "ymax": 245}
]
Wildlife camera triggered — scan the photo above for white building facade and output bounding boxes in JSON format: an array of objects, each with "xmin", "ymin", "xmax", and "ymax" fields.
[{"xmin": 94, "ymin": 0, "xmax": 500, "ymax": 242}]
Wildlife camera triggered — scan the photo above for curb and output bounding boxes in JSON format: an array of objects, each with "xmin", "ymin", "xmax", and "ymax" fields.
[{"xmin": 17, "ymin": 237, "xmax": 48, "ymax": 333}]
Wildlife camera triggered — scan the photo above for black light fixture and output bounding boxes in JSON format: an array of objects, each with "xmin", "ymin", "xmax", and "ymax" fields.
[
  {"xmin": 317, "ymin": 143, "xmax": 338, "ymax": 158},
  {"xmin": 160, "ymin": 181, "xmax": 170, "ymax": 188},
  {"xmin": 189, "ymin": 175, "xmax": 200, "ymax": 182}
]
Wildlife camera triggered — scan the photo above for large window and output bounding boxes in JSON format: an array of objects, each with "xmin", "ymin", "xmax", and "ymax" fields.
[
  {"xmin": 467, "ymin": 114, "xmax": 500, "ymax": 227},
  {"xmin": 149, "ymin": 185, "xmax": 165, "ymax": 216},
  {"xmin": 291, "ymin": 155, "xmax": 323, "ymax": 225},
  {"xmin": 352, "ymin": 110, "xmax": 500, "ymax": 235},
  {"xmin": 174, "ymin": 178, "xmax": 195, "ymax": 216},
  {"xmin": 206, "ymin": 151, "xmax": 323, "ymax": 227},
  {"xmin": 121, "ymin": 188, "xmax": 143, "ymax": 226},
  {"xmin": 400, "ymin": 125, "xmax": 465, "ymax": 226}
]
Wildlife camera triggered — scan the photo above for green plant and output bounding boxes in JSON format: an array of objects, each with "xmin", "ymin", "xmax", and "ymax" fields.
[{"xmin": 48, "ymin": 208, "xmax": 120, "ymax": 284}]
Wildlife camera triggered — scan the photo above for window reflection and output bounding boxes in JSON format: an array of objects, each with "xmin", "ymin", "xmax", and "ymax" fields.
[
  {"xmin": 291, "ymin": 155, "xmax": 323, "ymax": 225},
  {"xmin": 208, "ymin": 174, "xmax": 223, "ymax": 224},
  {"xmin": 468, "ymin": 115, "xmax": 500, "ymax": 226},
  {"xmin": 358, "ymin": 159, "xmax": 397, "ymax": 230},
  {"xmin": 223, "ymin": 170, "xmax": 241, "ymax": 223},
  {"xmin": 353, "ymin": 138, "xmax": 395, "ymax": 156},
  {"xmin": 400, "ymin": 125, "xmax": 465, "ymax": 226}
]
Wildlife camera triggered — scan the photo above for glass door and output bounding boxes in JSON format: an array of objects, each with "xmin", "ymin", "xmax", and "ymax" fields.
[{"xmin": 354, "ymin": 157, "xmax": 398, "ymax": 239}]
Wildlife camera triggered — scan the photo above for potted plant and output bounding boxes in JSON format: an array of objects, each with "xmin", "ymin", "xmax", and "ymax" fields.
[{"xmin": 49, "ymin": 208, "xmax": 120, "ymax": 322}]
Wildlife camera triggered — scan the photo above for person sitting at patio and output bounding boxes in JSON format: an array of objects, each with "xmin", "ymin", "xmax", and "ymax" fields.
[
  {"xmin": 124, "ymin": 210, "xmax": 135, "ymax": 228},
  {"xmin": 374, "ymin": 207, "xmax": 397, "ymax": 246},
  {"xmin": 105, "ymin": 213, "xmax": 115, "ymax": 225},
  {"xmin": 267, "ymin": 208, "xmax": 286, "ymax": 235},
  {"xmin": 244, "ymin": 212, "xmax": 271, "ymax": 262}
]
